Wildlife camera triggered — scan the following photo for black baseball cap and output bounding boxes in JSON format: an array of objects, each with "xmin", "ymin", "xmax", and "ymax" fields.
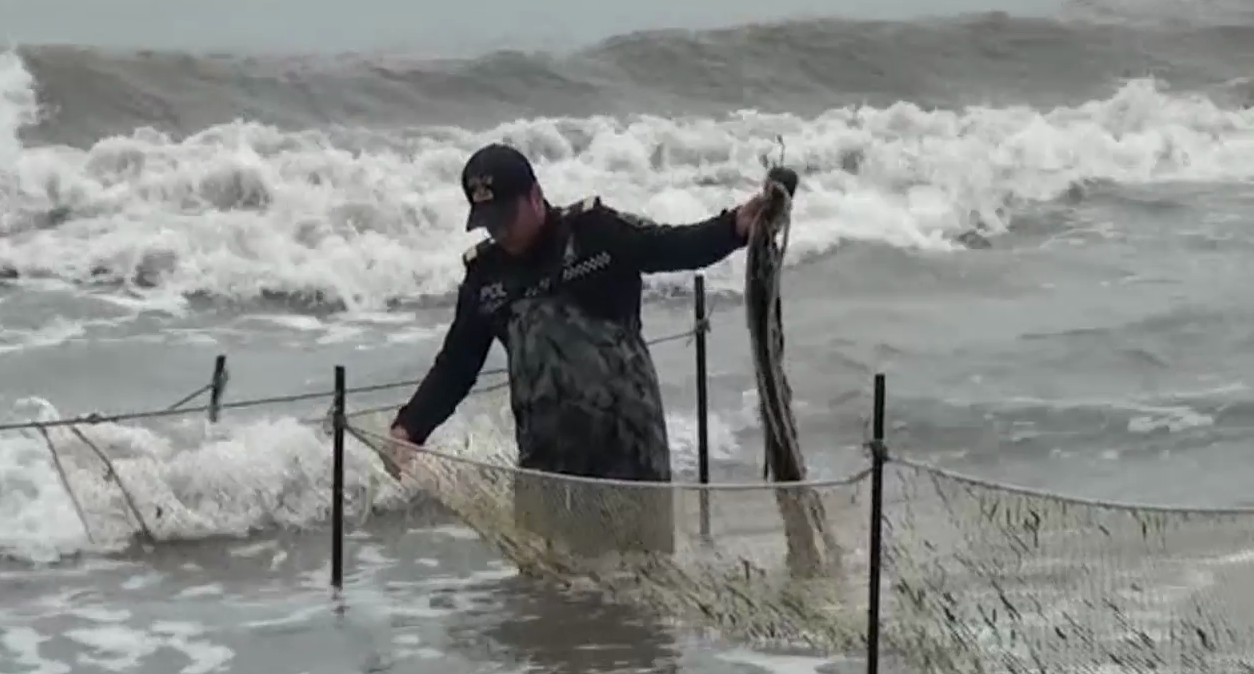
[{"xmin": 461, "ymin": 143, "xmax": 538, "ymax": 233}]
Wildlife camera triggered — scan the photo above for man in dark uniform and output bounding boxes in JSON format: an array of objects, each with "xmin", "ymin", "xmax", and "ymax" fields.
[{"xmin": 390, "ymin": 142, "xmax": 766, "ymax": 556}]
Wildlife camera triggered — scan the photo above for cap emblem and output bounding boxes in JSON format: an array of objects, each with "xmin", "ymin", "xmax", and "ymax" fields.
[{"xmin": 468, "ymin": 175, "xmax": 494, "ymax": 203}]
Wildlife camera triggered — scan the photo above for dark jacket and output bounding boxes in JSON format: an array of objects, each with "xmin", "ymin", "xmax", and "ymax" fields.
[{"xmin": 394, "ymin": 196, "xmax": 745, "ymax": 482}]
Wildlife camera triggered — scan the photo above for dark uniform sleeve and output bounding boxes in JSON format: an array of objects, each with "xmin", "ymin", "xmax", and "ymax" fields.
[
  {"xmin": 588, "ymin": 199, "xmax": 747, "ymax": 274},
  {"xmin": 392, "ymin": 261, "xmax": 494, "ymax": 444}
]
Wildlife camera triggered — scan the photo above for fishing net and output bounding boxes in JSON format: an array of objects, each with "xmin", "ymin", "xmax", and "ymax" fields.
[
  {"xmin": 345, "ymin": 420, "xmax": 874, "ymax": 652},
  {"xmin": 348, "ymin": 413, "xmax": 1254, "ymax": 671},
  {"xmin": 879, "ymin": 458, "xmax": 1254, "ymax": 673}
]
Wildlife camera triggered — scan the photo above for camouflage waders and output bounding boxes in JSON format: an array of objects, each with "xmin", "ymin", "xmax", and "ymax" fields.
[{"xmin": 504, "ymin": 295, "xmax": 676, "ymax": 557}]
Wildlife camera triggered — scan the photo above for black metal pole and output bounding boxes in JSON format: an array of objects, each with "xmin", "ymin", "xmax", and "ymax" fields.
[
  {"xmin": 866, "ymin": 372, "xmax": 887, "ymax": 674},
  {"xmin": 331, "ymin": 365, "xmax": 346, "ymax": 591},
  {"xmin": 208, "ymin": 355, "xmax": 227, "ymax": 423},
  {"xmin": 694, "ymin": 273, "xmax": 711, "ymax": 538}
]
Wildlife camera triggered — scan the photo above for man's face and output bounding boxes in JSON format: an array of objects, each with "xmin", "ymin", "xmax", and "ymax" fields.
[{"xmin": 490, "ymin": 186, "xmax": 544, "ymax": 255}]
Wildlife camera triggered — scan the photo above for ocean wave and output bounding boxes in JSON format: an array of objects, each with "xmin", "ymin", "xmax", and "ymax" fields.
[
  {"xmin": 1, "ymin": 13, "xmax": 1253, "ymax": 314},
  {"xmin": 11, "ymin": 12, "xmax": 1254, "ymax": 147}
]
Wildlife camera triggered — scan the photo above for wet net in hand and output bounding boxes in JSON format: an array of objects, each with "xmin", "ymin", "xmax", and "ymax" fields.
[{"xmin": 346, "ymin": 421, "xmax": 873, "ymax": 651}]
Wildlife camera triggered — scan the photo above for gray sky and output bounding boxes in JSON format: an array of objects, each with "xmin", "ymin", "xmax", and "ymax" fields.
[{"xmin": 0, "ymin": 0, "xmax": 1057, "ymax": 56}]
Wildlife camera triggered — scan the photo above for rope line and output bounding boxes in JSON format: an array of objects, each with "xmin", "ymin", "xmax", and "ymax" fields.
[
  {"xmin": 349, "ymin": 423, "xmax": 874, "ymax": 490},
  {"xmin": 165, "ymin": 382, "xmax": 214, "ymax": 412},
  {"xmin": 305, "ymin": 379, "xmax": 512, "ymax": 430},
  {"xmin": 0, "ymin": 327, "xmax": 703, "ymax": 433},
  {"xmin": 66, "ymin": 425, "xmax": 156, "ymax": 542},
  {"xmin": 36, "ymin": 426, "xmax": 96, "ymax": 545},
  {"xmin": 888, "ymin": 454, "xmax": 1254, "ymax": 515}
]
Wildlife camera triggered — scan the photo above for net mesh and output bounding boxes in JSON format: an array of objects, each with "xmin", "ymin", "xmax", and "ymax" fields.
[
  {"xmin": 347, "ymin": 416, "xmax": 1254, "ymax": 672},
  {"xmin": 346, "ymin": 420, "xmax": 873, "ymax": 651},
  {"xmin": 881, "ymin": 458, "xmax": 1254, "ymax": 673}
]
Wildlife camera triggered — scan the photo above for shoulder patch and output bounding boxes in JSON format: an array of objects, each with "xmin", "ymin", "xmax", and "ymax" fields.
[
  {"xmin": 462, "ymin": 239, "xmax": 493, "ymax": 267},
  {"xmin": 563, "ymin": 196, "xmax": 601, "ymax": 217}
]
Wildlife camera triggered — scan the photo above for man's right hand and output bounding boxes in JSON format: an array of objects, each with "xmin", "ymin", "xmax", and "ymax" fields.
[{"xmin": 380, "ymin": 424, "xmax": 415, "ymax": 480}]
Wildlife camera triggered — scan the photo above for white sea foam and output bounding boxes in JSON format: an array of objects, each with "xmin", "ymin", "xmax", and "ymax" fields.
[
  {"xmin": 0, "ymin": 389, "xmax": 745, "ymax": 563},
  {"xmin": 1, "ymin": 51, "xmax": 1251, "ymax": 317}
]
